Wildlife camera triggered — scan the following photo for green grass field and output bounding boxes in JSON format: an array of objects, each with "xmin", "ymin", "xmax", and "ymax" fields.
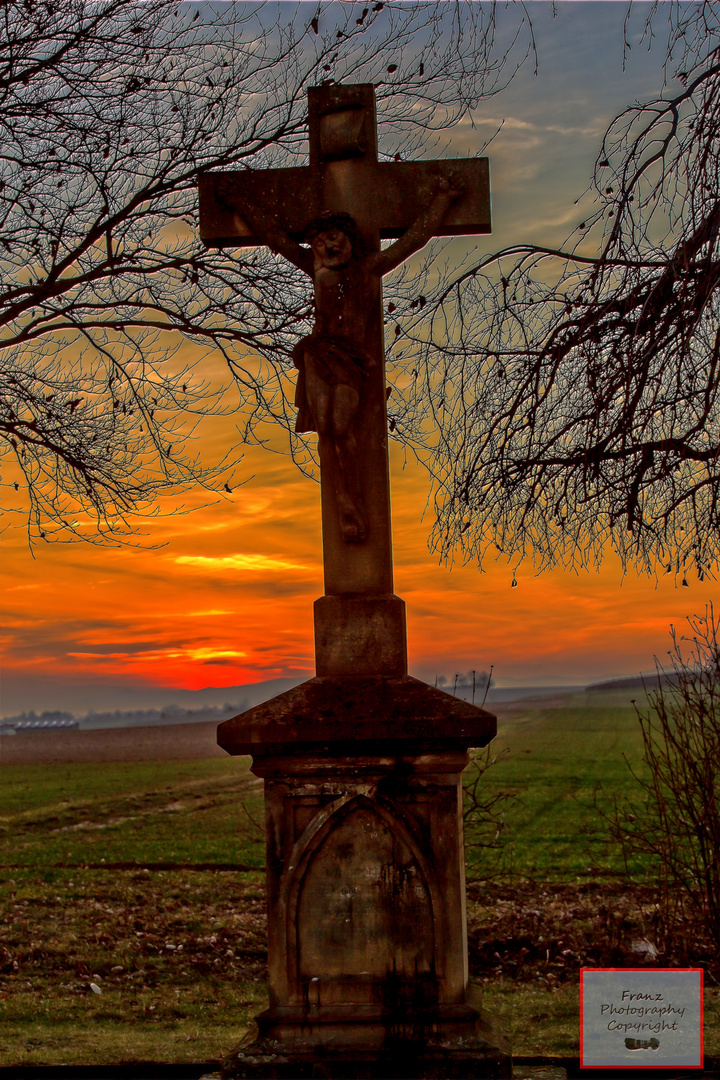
[
  {"xmin": 0, "ymin": 756, "xmax": 266, "ymax": 870},
  {"xmin": 468, "ymin": 692, "xmax": 657, "ymax": 883},
  {"xmin": 2, "ymin": 693, "xmax": 717, "ymax": 1066}
]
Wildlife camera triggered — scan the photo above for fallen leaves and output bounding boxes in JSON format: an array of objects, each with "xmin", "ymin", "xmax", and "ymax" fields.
[{"xmin": 467, "ymin": 880, "xmax": 719, "ymax": 984}]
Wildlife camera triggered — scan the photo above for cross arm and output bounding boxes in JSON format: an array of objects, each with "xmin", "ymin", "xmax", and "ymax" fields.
[
  {"xmin": 198, "ymin": 169, "xmax": 314, "ymax": 275},
  {"xmin": 368, "ymin": 158, "xmax": 490, "ymax": 242},
  {"xmin": 199, "ymin": 158, "xmax": 489, "ymax": 256},
  {"xmin": 246, "ymin": 206, "xmax": 314, "ymax": 277},
  {"xmin": 374, "ymin": 175, "xmax": 461, "ymax": 276}
]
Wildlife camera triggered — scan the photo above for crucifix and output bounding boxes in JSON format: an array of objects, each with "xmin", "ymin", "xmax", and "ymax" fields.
[
  {"xmin": 200, "ymin": 82, "xmax": 490, "ymax": 681},
  {"xmin": 199, "ymin": 86, "xmax": 509, "ymax": 1079}
]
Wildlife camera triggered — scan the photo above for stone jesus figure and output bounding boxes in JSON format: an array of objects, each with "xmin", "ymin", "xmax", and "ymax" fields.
[{"xmin": 239, "ymin": 174, "xmax": 463, "ymax": 543}]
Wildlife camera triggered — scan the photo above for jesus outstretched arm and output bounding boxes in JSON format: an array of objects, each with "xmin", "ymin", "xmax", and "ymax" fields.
[{"xmin": 370, "ymin": 172, "xmax": 465, "ymax": 277}]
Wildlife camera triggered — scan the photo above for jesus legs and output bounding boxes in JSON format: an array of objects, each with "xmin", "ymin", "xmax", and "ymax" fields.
[
  {"xmin": 329, "ymin": 383, "xmax": 366, "ymax": 543},
  {"xmin": 303, "ymin": 364, "xmax": 366, "ymax": 544}
]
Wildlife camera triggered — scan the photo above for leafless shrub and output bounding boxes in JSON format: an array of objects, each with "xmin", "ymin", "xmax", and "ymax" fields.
[
  {"xmin": 611, "ymin": 606, "xmax": 720, "ymax": 952},
  {"xmin": 463, "ymin": 745, "xmax": 517, "ymax": 884}
]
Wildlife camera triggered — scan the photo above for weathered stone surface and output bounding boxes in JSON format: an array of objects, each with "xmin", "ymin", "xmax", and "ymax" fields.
[
  {"xmin": 218, "ymin": 674, "xmax": 503, "ymax": 1078},
  {"xmin": 221, "ymin": 737, "xmax": 510, "ymax": 1079},
  {"xmin": 314, "ymin": 594, "xmax": 408, "ymax": 677},
  {"xmin": 199, "ymin": 75, "xmax": 490, "ymax": 247},
  {"xmin": 222, "ymin": 1019, "xmax": 511, "ymax": 1079},
  {"xmin": 198, "ymin": 84, "xmax": 491, "ymax": 668},
  {"xmin": 201, "ymin": 81, "xmax": 508, "ymax": 1078},
  {"xmin": 217, "ymin": 675, "xmax": 496, "ymax": 758},
  {"xmin": 259, "ymin": 750, "xmax": 468, "ymax": 1007},
  {"xmin": 199, "ymin": 156, "xmax": 490, "ymax": 246}
]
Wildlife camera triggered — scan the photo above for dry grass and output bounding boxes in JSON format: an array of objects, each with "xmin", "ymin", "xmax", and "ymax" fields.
[
  {"xmin": 3, "ymin": 866, "xmax": 718, "ymax": 1066},
  {"xmin": 1, "ymin": 867, "xmax": 267, "ymax": 1067}
]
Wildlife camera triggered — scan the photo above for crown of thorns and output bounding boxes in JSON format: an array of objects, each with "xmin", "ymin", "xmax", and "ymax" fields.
[{"xmin": 302, "ymin": 211, "xmax": 358, "ymax": 245}]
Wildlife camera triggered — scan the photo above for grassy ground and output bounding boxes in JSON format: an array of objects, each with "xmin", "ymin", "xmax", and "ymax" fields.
[
  {"xmin": 1, "ymin": 694, "xmax": 717, "ymax": 1066},
  {"xmin": 466, "ymin": 692, "xmax": 656, "ymax": 882},
  {"xmin": 1, "ymin": 866, "xmax": 267, "ymax": 1065},
  {"xmin": 0, "ymin": 757, "xmax": 265, "ymax": 870}
]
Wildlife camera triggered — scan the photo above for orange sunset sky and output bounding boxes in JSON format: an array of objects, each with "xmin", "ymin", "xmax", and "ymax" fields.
[{"xmin": 1, "ymin": 3, "xmax": 716, "ymax": 716}]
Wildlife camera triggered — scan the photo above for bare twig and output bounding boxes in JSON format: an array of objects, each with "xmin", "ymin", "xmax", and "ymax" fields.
[
  {"xmin": 0, "ymin": 0, "xmax": 535, "ymax": 545},
  {"xmin": 394, "ymin": 4, "xmax": 720, "ymax": 577}
]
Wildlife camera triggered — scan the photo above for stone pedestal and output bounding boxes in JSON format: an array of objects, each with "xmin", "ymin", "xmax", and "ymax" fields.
[
  {"xmin": 314, "ymin": 595, "xmax": 407, "ymax": 677},
  {"xmin": 217, "ymin": 677, "xmax": 511, "ymax": 1079}
]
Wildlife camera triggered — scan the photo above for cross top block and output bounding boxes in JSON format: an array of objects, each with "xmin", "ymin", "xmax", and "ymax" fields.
[
  {"xmin": 308, "ymin": 83, "xmax": 377, "ymax": 165},
  {"xmin": 199, "ymin": 83, "xmax": 490, "ymax": 248}
]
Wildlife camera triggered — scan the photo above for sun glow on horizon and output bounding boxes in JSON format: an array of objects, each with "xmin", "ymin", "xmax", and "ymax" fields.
[
  {"xmin": 174, "ymin": 553, "xmax": 311, "ymax": 572},
  {"xmin": 2, "ymin": 430, "xmax": 716, "ymax": 714}
]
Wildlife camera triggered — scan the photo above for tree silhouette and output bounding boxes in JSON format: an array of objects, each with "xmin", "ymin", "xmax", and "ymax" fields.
[
  {"xmin": 0, "ymin": 0, "xmax": 532, "ymax": 544},
  {"xmin": 399, "ymin": 3, "xmax": 720, "ymax": 579}
]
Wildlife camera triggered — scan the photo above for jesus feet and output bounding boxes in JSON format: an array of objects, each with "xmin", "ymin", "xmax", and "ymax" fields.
[{"xmin": 339, "ymin": 503, "xmax": 367, "ymax": 544}]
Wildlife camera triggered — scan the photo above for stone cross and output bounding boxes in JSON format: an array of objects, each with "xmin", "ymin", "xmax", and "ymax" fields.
[
  {"xmin": 201, "ymin": 85, "xmax": 508, "ymax": 1079},
  {"xmin": 199, "ymin": 84, "xmax": 490, "ymax": 679}
]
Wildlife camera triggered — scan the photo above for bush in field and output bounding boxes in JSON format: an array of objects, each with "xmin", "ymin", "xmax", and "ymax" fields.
[
  {"xmin": 612, "ymin": 607, "xmax": 720, "ymax": 951},
  {"xmin": 463, "ymin": 745, "xmax": 516, "ymax": 884}
]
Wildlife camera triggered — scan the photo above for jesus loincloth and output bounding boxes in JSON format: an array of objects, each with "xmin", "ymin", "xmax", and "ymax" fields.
[{"xmin": 293, "ymin": 333, "xmax": 374, "ymax": 434}]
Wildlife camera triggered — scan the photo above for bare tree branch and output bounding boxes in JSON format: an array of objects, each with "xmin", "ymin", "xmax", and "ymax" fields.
[
  {"xmin": 397, "ymin": 3, "xmax": 720, "ymax": 579},
  {"xmin": 0, "ymin": 0, "xmax": 534, "ymax": 545}
]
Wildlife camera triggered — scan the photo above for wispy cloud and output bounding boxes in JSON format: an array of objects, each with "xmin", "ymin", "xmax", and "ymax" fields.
[
  {"xmin": 186, "ymin": 609, "xmax": 237, "ymax": 617},
  {"xmin": 174, "ymin": 553, "xmax": 309, "ymax": 572},
  {"xmin": 68, "ymin": 646, "xmax": 247, "ymax": 662},
  {"xmin": 167, "ymin": 647, "xmax": 247, "ymax": 662},
  {"xmin": 468, "ymin": 115, "xmax": 605, "ymax": 139}
]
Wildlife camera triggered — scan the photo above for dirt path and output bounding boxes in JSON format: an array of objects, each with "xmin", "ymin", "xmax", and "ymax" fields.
[{"xmin": 0, "ymin": 720, "xmax": 231, "ymax": 765}]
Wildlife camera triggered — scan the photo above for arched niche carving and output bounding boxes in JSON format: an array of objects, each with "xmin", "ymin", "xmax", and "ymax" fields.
[{"xmin": 283, "ymin": 794, "xmax": 442, "ymax": 1000}]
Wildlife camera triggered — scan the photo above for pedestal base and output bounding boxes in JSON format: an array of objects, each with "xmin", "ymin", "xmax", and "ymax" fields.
[
  {"xmin": 223, "ymin": 992, "xmax": 511, "ymax": 1078},
  {"xmin": 218, "ymin": 677, "xmax": 508, "ymax": 1078}
]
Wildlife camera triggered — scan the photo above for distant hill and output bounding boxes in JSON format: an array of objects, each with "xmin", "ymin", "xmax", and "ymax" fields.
[
  {"xmin": 2, "ymin": 677, "xmax": 593, "ymax": 732},
  {"xmin": 1, "ymin": 676, "xmax": 304, "ymax": 732},
  {"xmin": 585, "ymin": 672, "xmax": 677, "ymax": 694}
]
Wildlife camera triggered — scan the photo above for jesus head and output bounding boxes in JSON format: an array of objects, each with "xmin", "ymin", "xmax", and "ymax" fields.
[{"xmin": 304, "ymin": 212, "xmax": 359, "ymax": 270}]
